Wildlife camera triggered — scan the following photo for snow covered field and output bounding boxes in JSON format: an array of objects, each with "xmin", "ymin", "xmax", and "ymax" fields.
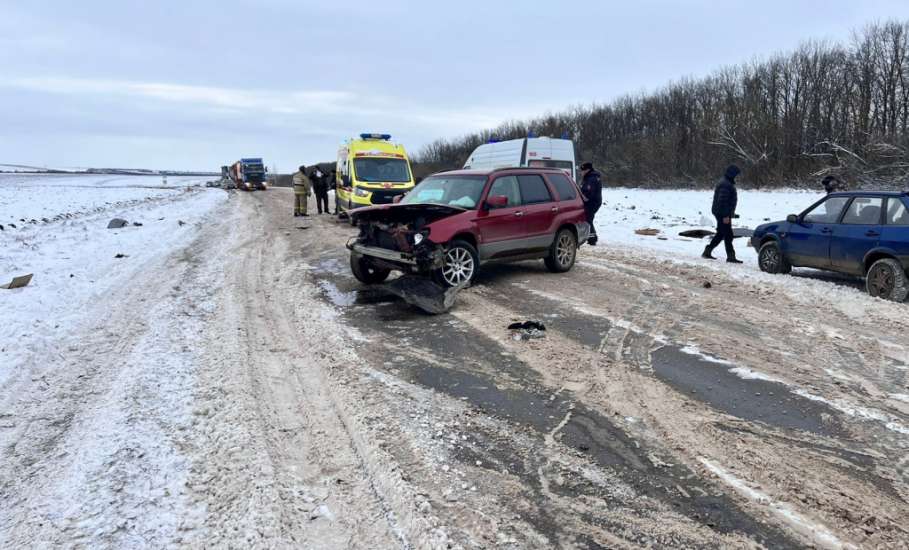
[
  {"xmin": 0, "ymin": 174, "xmax": 210, "ymax": 224},
  {"xmin": 0, "ymin": 175, "xmax": 226, "ymax": 386},
  {"xmin": 596, "ymin": 187, "xmax": 824, "ymax": 263}
]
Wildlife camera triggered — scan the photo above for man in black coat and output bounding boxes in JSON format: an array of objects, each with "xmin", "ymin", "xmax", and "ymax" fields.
[
  {"xmin": 312, "ymin": 167, "xmax": 330, "ymax": 214},
  {"xmin": 578, "ymin": 162, "xmax": 603, "ymax": 245},
  {"xmin": 702, "ymin": 165, "xmax": 742, "ymax": 263},
  {"xmin": 822, "ymin": 175, "xmax": 843, "ymax": 194}
]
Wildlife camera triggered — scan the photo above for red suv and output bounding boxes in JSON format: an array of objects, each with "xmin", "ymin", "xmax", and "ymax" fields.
[{"xmin": 347, "ymin": 167, "xmax": 590, "ymax": 286}]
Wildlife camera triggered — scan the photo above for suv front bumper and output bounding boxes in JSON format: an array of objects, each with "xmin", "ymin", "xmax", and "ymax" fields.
[{"xmin": 349, "ymin": 242, "xmax": 417, "ymax": 265}]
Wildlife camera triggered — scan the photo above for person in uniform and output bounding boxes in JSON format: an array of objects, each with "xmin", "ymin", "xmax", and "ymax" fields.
[
  {"xmin": 578, "ymin": 162, "xmax": 603, "ymax": 245},
  {"xmin": 293, "ymin": 165, "xmax": 311, "ymax": 217}
]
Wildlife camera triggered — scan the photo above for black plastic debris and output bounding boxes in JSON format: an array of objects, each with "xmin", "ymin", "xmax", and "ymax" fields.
[
  {"xmin": 508, "ymin": 320, "xmax": 546, "ymax": 340},
  {"xmin": 132, "ymin": 222, "xmax": 143, "ymax": 227},
  {"xmin": 114, "ymin": 253, "xmax": 128, "ymax": 258},
  {"xmin": 679, "ymin": 229, "xmax": 714, "ymax": 239},
  {"xmin": 508, "ymin": 320, "xmax": 546, "ymax": 331},
  {"xmin": 107, "ymin": 218, "xmax": 128, "ymax": 229}
]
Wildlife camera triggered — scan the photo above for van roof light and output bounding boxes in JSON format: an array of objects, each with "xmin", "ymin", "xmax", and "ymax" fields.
[
  {"xmin": 360, "ymin": 133, "xmax": 391, "ymax": 140},
  {"xmin": 528, "ymin": 131, "xmax": 537, "ymax": 138},
  {"xmin": 561, "ymin": 131, "xmax": 570, "ymax": 140}
]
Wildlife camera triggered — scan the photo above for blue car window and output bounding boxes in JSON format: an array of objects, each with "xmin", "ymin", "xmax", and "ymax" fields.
[
  {"xmin": 886, "ymin": 198, "xmax": 909, "ymax": 226},
  {"xmin": 804, "ymin": 197, "xmax": 849, "ymax": 224},
  {"xmin": 842, "ymin": 197, "xmax": 883, "ymax": 225}
]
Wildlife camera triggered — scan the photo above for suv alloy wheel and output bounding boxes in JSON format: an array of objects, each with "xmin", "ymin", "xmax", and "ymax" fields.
[
  {"xmin": 545, "ymin": 228, "xmax": 578, "ymax": 273},
  {"xmin": 433, "ymin": 240, "xmax": 479, "ymax": 287}
]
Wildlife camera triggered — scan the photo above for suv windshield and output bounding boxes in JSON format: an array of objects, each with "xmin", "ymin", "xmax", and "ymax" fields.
[
  {"xmin": 354, "ymin": 157, "xmax": 411, "ymax": 183},
  {"xmin": 399, "ymin": 175, "xmax": 487, "ymax": 209}
]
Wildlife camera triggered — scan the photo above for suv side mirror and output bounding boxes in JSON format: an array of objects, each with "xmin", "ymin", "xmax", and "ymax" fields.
[
  {"xmin": 786, "ymin": 214, "xmax": 799, "ymax": 223},
  {"xmin": 486, "ymin": 195, "xmax": 508, "ymax": 209}
]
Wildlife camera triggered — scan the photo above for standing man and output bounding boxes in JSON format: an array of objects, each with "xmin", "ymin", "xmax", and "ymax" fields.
[
  {"xmin": 702, "ymin": 165, "xmax": 742, "ymax": 263},
  {"xmin": 313, "ymin": 166, "xmax": 330, "ymax": 214},
  {"xmin": 578, "ymin": 162, "xmax": 603, "ymax": 245},
  {"xmin": 293, "ymin": 165, "xmax": 311, "ymax": 217},
  {"xmin": 822, "ymin": 175, "xmax": 843, "ymax": 194}
]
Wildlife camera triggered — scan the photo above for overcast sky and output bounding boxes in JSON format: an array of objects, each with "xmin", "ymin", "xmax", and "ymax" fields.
[{"xmin": 2, "ymin": 1, "xmax": 909, "ymax": 171}]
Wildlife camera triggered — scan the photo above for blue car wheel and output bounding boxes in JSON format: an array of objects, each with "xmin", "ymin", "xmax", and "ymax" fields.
[
  {"xmin": 758, "ymin": 242, "xmax": 791, "ymax": 275},
  {"xmin": 866, "ymin": 258, "xmax": 909, "ymax": 302}
]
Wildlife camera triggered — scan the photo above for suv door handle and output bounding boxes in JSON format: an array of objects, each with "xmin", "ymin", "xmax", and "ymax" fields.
[
  {"xmin": 865, "ymin": 230, "xmax": 880, "ymax": 237},
  {"xmin": 551, "ymin": 206, "xmax": 559, "ymax": 213},
  {"xmin": 514, "ymin": 211, "xmax": 524, "ymax": 217},
  {"xmin": 821, "ymin": 227, "xmax": 833, "ymax": 234}
]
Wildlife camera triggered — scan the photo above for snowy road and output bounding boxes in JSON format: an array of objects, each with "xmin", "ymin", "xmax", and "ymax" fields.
[{"xmin": 1, "ymin": 181, "xmax": 908, "ymax": 548}]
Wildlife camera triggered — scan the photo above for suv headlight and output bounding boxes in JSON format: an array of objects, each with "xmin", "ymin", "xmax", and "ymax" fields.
[
  {"xmin": 354, "ymin": 187, "xmax": 370, "ymax": 197},
  {"xmin": 413, "ymin": 230, "xmax": 430, "ymax": 246}
]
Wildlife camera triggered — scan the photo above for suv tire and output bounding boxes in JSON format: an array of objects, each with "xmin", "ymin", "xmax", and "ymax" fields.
[
  {"xmin": 545, "ymin": 228, "xmax": 578, "ymax": 273},
  {"xmin": 350, "ymin": 252, "xmax": 391, "ymax": 284},
  {"xmin": 866, "ymin": 258, "xmax": 909, "ymax": 302},
  {"xmin": 433, "ymin": 240, "xmax": 479, "ymax": 287},
  {"xmin": 758, "ymin": 241, "xmax": 791, "ymax": 274}
]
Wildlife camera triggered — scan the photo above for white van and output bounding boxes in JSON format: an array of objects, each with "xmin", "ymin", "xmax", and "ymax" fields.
[{"xmin": 463, "ymin": 137, "xmax": 577, "ymax": 180}]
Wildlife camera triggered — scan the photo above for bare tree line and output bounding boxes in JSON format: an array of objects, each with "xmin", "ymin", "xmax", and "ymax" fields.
[{"xmin": 416, "ymin": 20, "xmax": 909, "ymax": 189}]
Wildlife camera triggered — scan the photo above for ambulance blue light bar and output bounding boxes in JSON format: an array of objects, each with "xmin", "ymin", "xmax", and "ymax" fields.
[{"xmin": 360, "ymin": 133, "xmax": 392, "ymax": 140}]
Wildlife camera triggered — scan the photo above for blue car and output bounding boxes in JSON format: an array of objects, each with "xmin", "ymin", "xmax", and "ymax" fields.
[{"xmin": 751, "ymin": 191, "xmax": 909, "ymax": 301}]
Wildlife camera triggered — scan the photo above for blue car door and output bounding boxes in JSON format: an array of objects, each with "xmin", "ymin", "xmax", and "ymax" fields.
[
  {"xmin": 830, "ymin": 196, "xmax": 883, "ymax": 275},
  {"xmin": 879, "ymin": 197, "xmax": 909, "ymax": 266},
  {"xmin": 785, "ymin": 196, "xmax": 850, "ymax": 268}
]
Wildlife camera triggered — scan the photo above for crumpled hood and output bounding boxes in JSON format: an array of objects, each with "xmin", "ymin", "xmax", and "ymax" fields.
[{"xmin": 350, "ymin": 203, "xmax": 466, "ymax": 224}]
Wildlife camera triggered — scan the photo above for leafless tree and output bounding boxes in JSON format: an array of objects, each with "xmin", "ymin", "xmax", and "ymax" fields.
[{"xmin": 414, "ymin": 20, "xmax": 909, "ymax": 189}]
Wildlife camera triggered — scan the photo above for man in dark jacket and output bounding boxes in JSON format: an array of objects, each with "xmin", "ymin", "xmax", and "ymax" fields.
[
  {"xmin": 579, "ymin": 162, "xmax": 603, "ymax": 245},
  {"xmin": 312, "ymin": 166, "xmax": 330, "ymax": 214},
  {"xmin": 702, "ymin": 165, "xmax": 742, "ymax": 263},
  {"xmin": 822, "ymin": 175, "xmax": 843, "ymax": 194}
]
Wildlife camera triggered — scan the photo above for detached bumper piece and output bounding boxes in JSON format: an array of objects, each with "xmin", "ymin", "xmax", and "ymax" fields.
[{"xmin": 382, "ymin": 275, "xmax": 464, "ymax": 314}]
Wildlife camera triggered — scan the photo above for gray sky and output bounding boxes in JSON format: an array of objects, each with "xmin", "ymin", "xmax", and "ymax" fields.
[{"xmin": 2, "ymin": 0, "xmax": 909, "ymax": 172}]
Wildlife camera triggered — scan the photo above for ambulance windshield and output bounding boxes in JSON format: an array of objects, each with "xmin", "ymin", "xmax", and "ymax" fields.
[{"xmin": 354, "ymin": 158, "xmax": 411, "ymax": 183}]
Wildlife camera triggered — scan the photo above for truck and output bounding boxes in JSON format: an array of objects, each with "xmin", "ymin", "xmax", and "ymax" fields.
[
  {"xmin": 335, "ymin": 134, "xmax": 415, "ymax": 216},
  {"xmin": 229, "ymin": 158, "xmax": 268, "ymax": 191}
]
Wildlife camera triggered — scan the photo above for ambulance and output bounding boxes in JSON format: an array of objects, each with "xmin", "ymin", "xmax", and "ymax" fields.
[
  {"xmin": 463, "ymin": 136, "xmax": 576, "ymax": 180},
  {"xmin": 335, "ymin": 133, "xmax": 415, "ymax": 215}
]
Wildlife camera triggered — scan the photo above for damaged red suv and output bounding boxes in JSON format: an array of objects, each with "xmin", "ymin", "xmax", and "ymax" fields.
[{"xmin": 347, "ymin": 167, "xmax": 591, "ymax": 287}]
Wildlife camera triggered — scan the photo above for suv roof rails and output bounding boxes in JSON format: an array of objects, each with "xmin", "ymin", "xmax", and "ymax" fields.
[
  {"xmin": 489, "ymin": 166, "xmax": 566, "ymax": 172},
  {"xmin": 437, "ymin": 166, "xmax": 568, "ymax": 175}
]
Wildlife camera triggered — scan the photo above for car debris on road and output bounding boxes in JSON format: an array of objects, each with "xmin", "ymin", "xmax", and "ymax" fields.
[
  {"xmin": 508, "ymin": 320, "xmax": 546, "ymax": 340},
  {"xmin": 1, "ymin": 273, "xmax": 33, "ymax": 289},
  {"xmin": 382, "ymin": 275, "xmax": 465, "ymax": 314}
]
